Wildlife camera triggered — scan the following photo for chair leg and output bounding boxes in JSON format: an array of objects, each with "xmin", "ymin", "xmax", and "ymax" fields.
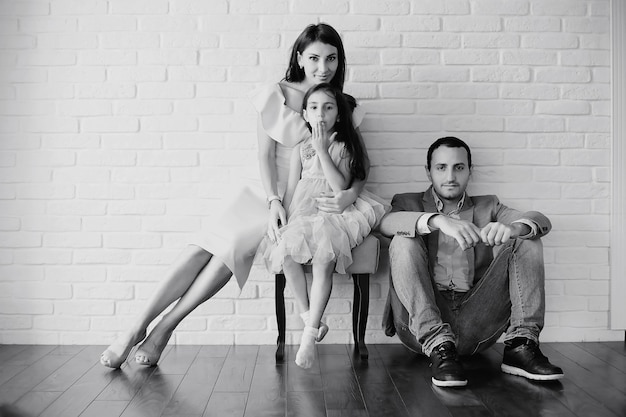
[
  {"xmin": 275, "ymin": 273, "xmax": 286, "ymax": 362},
  {"xmin": 352, "ymin": 273, "xmax": 370, "ymax": 359}
]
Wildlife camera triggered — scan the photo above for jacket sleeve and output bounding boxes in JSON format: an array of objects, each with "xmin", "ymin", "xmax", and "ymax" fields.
[
  {"xmin": 491, "ymin": 196, "xmax": 552, "ymax": 238},
  {"xmin": 378, "ymin": 194, "xmax": 425, "ymax": 238}
]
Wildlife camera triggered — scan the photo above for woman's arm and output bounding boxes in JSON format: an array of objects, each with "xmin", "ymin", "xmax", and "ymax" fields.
[
  {"xmin": 257, "ymin": 117, "xmax": 287, "ymax": 241},
  {"xmin": 282, "ymin": 143, "xmax": 303, "ymax": 213}
]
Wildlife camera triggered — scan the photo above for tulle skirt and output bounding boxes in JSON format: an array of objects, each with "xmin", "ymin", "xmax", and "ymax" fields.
[{"xmin": 260, "ymin": 184, "xmax": 389, "ymax": 274}]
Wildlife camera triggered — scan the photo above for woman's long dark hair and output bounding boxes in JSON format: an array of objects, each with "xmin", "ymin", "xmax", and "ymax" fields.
[
  {"xmin": 302, "ymin": 83, "xmax": 366, "ymax": 184},
  {"xmin": 285, "ymin": 23, "xmax": 346, "ymax": 91}
]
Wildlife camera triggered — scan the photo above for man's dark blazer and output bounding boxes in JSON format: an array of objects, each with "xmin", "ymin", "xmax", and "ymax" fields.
[{"xmin": 378, "ymin": 186, "xmax": 552, "ymax": 338}]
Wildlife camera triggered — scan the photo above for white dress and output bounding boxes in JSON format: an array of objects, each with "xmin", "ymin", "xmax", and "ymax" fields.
[
  {"xmin": 197, "ymin": 82, "xmax": 367, "ymax": 289},
  {"xmin": 260, "ymin": 137, "xmax": 388, "ymax": 274}
]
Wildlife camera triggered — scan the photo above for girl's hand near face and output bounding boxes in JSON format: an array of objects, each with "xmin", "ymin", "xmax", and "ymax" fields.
[{"xmin": 311, "ymin": 121, "xmax": 336, "ymax": 155}]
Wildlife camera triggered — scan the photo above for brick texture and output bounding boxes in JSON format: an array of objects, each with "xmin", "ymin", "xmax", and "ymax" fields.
[{"xmin": 0, "ymin": 0, "xmax": 620, "ymax": 345}]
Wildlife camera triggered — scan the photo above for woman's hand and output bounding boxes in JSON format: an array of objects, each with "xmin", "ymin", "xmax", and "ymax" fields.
[
  {"xmin": 311, "ymin": 121, "xmax": 336, "ymax": 154},
  {"xmin": 315, "ymin": 189, "xmax": 356, "ymax": 214},
  {"xmin": 267, "ymin": 200, "xmax": 287, "ymax": 243}
]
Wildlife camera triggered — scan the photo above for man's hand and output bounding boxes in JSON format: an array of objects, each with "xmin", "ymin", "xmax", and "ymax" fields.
[
  {"xmin": 431, "ymin": 216, "xmax": 530, "ymax": 249},
  {"xmin": 429, "ymin": 215, "xmax": 481, "ymax": 251},
  {"xmin": 480, "ymin": 222, "xmax": 528, "ymax": 246}
]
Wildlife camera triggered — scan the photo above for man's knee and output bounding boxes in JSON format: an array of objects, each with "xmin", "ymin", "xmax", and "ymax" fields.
[
  {"xmin": 389, "ymin": 236, "xmax": 431, "ymax": 288},
  {"xmin": 389, "ymin": 236, "xmax": 427, "ymax": 260},
  {"xmin": 513, "ymin": 238, "xmax": 544, "ymax": 262}
]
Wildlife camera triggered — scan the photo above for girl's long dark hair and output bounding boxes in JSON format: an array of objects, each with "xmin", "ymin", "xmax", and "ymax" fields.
[
  {"xmin": 302, "ymin": 83, "xmax": 366, "ymax": 184},
  {"xmin": 285, "ymin": 23, "xmax": 346, "ymax": 91}
]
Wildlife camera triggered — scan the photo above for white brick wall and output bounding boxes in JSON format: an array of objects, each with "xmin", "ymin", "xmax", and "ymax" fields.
[{"xmin": 0, "ymin": 0, "xmax": 621, "ymax": 345}]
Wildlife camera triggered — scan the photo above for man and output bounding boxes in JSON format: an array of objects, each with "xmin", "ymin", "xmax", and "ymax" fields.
[{"xmin": 379, "ymin": 137, "xmax": 563, "ymax": 387}]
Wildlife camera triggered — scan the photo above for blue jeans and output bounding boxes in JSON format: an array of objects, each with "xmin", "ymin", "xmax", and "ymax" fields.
[{"xmin": 388, "ymin": 236, "xmax": 545, "ymax": 356}]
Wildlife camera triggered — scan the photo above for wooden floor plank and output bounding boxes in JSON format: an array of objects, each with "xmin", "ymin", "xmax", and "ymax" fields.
[
  {"xmin": 574, "ymin": 342, "xmax": 626, "ymax": 373},
  {"xmin": 78, "ymin": 400, "xmax": 129, "ymax": 417},
  {"xmin": 161, "ymin": 355, "xmax": 226, "ymax": 416},
  {"xmin": 0, "ymin": 403, "xmax": 28, "ymax": 417},
  {"xmin": 359, "ymin": 383, "xmax": 409, "ymax": 417},
  {"xmin": 0, "ymin": 353, "xmax": 73, "ymax": 404},
  {"xmin": 49, "ymin": 345, "xmax": 87, "ymax": 356},
  {"xmin": 196, "ymin": 345, "xmax": 230, "ymax": 358},
  {"xmin": 540, "ymin": 343, "xmax": 624, "ymax": 417},
  {"xmin": 34, "ymin": 345, "xmax": 101, "ymax": 392},
  {"xmin": 0, "ymin": 343, "xmax": 623, "ymax": 417},
  {"xmin": 96, "ymin": 359, "xmax": 159, "ymax": 402},
  {"xmin": 0, "ymin": 345, "xmax": 29, "ymax": 363},
  {"xmin": 38, "ymin": 361, "xmax": 122, "ymax": 417},
  {"xmin": 601, "ymin": 341, "xmax": 626, "ymax": 354},
  {"xmin": 350, "ymin": 346, "xmax": 410, "ymax": 417},
  {"xmin": 153, "ymin": 345, "xmax": 200, "ymax": 376},
  {"xmin": 326, "ymin": 411, "xmax": 368, "ymax": 417},
  {"xmin": 243, "ymin": 362, "xmax": 286, "ymax": 417},
  {"xmin": 387, "ymin": 367, "xmax": 453, "ymax": 417},
  {"xmin": 550, "ymin": 342, "xmax": 626, "ymax": 394},
  {"xmin": 0, "ymin": 364, "xmax": 28, "ymax": 387},
  {"xmin": 118, "ymin": 372, "xmax": 184, "ymax": 417},
  {"xmin": 287, "ymin": 390, "xmax": 326, "ymax": 417},
  {"xmin": 319, "ymin": 352, "xmax": 365, "ymax": 415},
  {"xmin": 12, "ymin": 390, "xmax": 63, "ymax": 416},
  {"xmin": 203, "ymin": 392, "xmax": 247, "ymax": 417},
  {"xmin": 286, "ymin": 351, "xmax": 323, "ymax": 394},
  {"xmin": 5, "ymin": 345, "xmax": 58, "ymax": 366},
  {"xmin": 213, "ymin": 346, "xmax": 258, "ymax": 393}
]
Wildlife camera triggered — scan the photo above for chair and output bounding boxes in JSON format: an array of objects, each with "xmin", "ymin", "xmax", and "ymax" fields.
[{"xmin": 274, "ymin": 234, "xmax": 380, "ymax": 361}]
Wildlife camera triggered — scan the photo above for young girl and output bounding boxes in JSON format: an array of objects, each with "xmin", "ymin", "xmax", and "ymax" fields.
[{"xmin": 261, "ymin": 83, "xmax": 386, "ymax": 368}]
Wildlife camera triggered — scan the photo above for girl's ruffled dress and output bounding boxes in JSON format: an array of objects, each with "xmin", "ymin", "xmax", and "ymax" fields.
[{"xmin": 261, "ymin": 137, "xmax": 389, "ymax": 274}]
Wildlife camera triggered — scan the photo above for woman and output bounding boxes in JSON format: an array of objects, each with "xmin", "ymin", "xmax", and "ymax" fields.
[{"xmin": 100, "ymin": 23, "xmax": 370, "ymax": 368}]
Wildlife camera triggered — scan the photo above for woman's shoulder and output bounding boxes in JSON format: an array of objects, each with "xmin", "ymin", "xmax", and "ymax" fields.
[
  {"xmin": 250, "ymin": 82, "xmax": 309, "ymax": 146},
  {"xmin": 250, "ymin": 82, "xmax": 307, "ymax": 115},
  {"xmin": 249, "ymin": 82, "xmax": 283, "ymax": 107},
  {"xmin": 277, "ymin": 81, "xmax": 306, "ymax": 111}
]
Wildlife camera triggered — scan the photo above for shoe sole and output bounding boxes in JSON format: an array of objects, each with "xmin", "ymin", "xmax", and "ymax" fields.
[
  {"xmin": 431, "ymin": 377, "xmax": 468, "ymax": 387},
  {"xmin": 501, "ymin": 364, "xmax": 564, "ymax": 381}
]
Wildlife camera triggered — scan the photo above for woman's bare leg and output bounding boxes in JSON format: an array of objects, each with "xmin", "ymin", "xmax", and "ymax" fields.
[
  {"xmin": 135, "ymin": 256, "xmax": 232, "ymax": 365},
  {"xmin": 295, "ymin": 262, "xmax": 334, "ymax": 369},
  {"xmin": 100, "ymin": 245, "xmax": 213, "ymax": 368}
]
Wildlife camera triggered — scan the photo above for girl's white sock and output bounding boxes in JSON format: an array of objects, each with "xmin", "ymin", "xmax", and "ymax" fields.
[
  {"xmin": 295, "ymin": 326, "xmax": 318, "ymax": 369},
  {"xmin": 299, "ymin": 311, "xmax": 329, "ymax": 342}
]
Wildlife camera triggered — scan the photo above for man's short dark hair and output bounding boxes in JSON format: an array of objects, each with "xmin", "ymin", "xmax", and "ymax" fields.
[{"xmin": 427, "ymin": 136, "xmax": 472, "ymax": 170}]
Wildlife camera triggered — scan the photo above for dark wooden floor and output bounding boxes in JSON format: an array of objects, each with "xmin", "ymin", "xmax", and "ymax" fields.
[{"xmin": 0, "ymin": 342, "xmax": 624, "ymax": 417}]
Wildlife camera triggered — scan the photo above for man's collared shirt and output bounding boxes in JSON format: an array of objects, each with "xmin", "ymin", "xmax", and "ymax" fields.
[
  {"xmin": 431, "ymin": 190, "xmax": 472, "ymax": 292},
  {"xmin": 415, "ymin": 190, "xmax": 539, "ymax": 293}
]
